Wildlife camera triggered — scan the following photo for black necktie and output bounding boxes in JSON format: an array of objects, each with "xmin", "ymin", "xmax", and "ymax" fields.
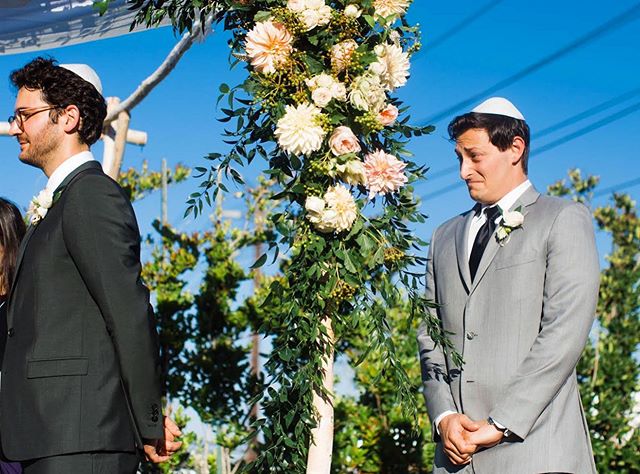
[{"xmin": 469, "ymin": 205, "xmax": 501, "ymax": 281}]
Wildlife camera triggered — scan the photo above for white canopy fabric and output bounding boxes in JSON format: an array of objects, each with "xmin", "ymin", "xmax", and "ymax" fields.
[{"xmin": 0, "ymin": 0, "xmax": 166, "ymax": 55}]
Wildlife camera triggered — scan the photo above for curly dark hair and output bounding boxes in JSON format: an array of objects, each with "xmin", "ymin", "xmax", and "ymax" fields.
[
  {"xmin": 448, "ymin": 112, "xmax": 531, "ymax": 174},
  {"xmin": 10, "ymin": 57, "xmax": 107, "ymax": 146},
  {"xmin": 0, "ymin": 197, "xmax": 26, "ymax": 296}
]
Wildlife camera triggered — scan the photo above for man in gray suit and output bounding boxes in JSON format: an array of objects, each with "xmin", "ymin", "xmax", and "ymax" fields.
[{"xmin": 418, "ymin": 97, "xmax": 599, "ymax": 473}]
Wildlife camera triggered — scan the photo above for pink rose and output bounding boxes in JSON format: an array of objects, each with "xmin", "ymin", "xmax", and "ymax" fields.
[
  {"xmin": 329, "ymin": 126, "xmax": 361, "ymax": 156},
  {"xmin": 377, "ymin": 104, "xmax": 399, "ymax": 126}
]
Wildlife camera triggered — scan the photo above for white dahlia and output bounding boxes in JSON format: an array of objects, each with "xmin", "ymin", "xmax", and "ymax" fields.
[
  {"xmin": 275, "ymin": 103, "xmax": 326, "ymax": 156},
  {"xmin": 306, "ymin": 185, "xmax": 358, "ymax": 233},
  {"xmin": 322, "ymin": 185, "xmax": 358, "ymax": 232},
  {"xmin": 370, "ymin": 43, "xmax": 410, "ymax": 91},
  {"xmin": 245, "ymin": 21, "xmax": 293, "ymax": 74},
  {"xmin": 373, "ymin": 0, "xmax": 411, "ymax": 20}
]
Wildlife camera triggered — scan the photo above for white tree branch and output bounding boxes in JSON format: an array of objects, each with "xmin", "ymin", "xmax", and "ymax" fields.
[{"xmin": 104, "ymin": 14, "xmax": 214, "ymax": 124}]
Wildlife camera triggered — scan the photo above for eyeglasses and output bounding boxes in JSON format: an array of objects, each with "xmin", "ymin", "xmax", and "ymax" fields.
[{"xmin": 7, "ymin": 106, "xmax": 58, "ymax": 130}]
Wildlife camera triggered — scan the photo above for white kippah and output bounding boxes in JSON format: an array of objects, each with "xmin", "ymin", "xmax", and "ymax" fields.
[
  {"xmin": 471, "ymin": 97, "xmax": 525, "ymax": 120},
  {"xmin": 59, "ymin": 63, "xmax": 103, "ymax": 95}
]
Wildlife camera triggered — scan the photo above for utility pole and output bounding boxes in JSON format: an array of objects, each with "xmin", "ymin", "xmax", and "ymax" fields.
[{"xmin": 161, "ymin": 158, "xmax": 168, "ymax": 225}]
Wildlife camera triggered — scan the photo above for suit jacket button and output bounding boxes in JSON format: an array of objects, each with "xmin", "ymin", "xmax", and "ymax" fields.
[
  {"xmin": 151, "ymin": 415, "xmax": 159, "ymax": 423},
  {"xmin": 7, "ymin": 328, "xmax": 14, "ymax": 337},
  {"xmin": 466, "ymin": 331, "xmax": 476, "ymax": 340}
]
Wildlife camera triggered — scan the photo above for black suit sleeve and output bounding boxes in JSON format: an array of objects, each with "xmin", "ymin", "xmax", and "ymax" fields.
[
  {"xmin": 61, "ymin": 172, "xmax": 163, "ymax": 440},
  {"xmin": 0, "ymin": 302, "xmax": 7, "ymax": 367}
]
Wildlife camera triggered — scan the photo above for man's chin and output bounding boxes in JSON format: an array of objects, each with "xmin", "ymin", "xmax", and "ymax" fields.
[
  {"xmin": 18, "ymin": 154, "xmax": 40, "ymax": 169},
  {"xmin": 466, "ymin": 187, "xmax": 482, "ymax": 202}
]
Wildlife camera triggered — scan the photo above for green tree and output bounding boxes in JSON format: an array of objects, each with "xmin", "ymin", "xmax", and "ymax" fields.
[
  {"xmin": 119, "ymin": 162, "xmax": 270, "ymax": 471},
  {"xmin": 549, "ymin": 169, "xmax": 640, "ymax": 472},
  {"xmin": 332, "ymin": 291, "xmax": 434, "ymax": 473}
]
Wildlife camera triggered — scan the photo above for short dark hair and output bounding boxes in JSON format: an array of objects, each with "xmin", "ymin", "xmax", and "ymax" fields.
[
  {"xmin": 448, "ymin": 112, "xmax": 530, "ymax": 174},
  {"xmin": 0, "ymin": 198, "xmax": 26, "ymax": 295},
  {"xmin": 10, "ymin": 57, "xmax": 107, "ymax": 146}
]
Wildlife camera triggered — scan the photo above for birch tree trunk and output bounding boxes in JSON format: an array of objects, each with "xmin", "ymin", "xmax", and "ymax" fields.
[{"xmin": 306, "ymin": 316, "xmax": 335, "ymax": 474}]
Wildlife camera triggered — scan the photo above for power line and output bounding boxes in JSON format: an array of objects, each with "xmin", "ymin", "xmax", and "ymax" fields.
[
  {"xmin": 533, "ymin": 100, "xmax": 640, "ymax": 155},
  {"xmin": 420, "ymin": 181, "xmax": 460, "ymax": 202},
  {"xmin": 428, "ymin": 164, "xmax": 458, "ymax": 180},
  {"xmin": 420, "ymin": 100, "xmax": 640, "ymax": 202},
  {"xmin": 422, "ymin": 2, "xmax": 640, "ymax": 124},
  {"xmin": 422, "ymin": 88, "xmax": 640, "ymax": 184},
  {"xmin": 536, "ymin": 86, "xmax": 640, "ymax": 139},
  {"xmin": 425, "ymin": 0, "xmax": 505, "ymax": 52},
  {"xmin": 594, "ymin": 177, "xmax": 640, "ymax": 197}
]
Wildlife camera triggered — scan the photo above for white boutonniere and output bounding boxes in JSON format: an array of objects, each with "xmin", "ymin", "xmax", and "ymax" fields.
[
  {"xmin": 26, "ymin": 188, "xmax": 54, "ymax": 225},
  {"xmin": 496, "ymin": 207, "xmax": 524, "ymax": 246}
]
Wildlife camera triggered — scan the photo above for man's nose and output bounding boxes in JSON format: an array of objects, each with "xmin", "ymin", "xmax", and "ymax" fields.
[
  {"xmin": 8, "ymin": 119, "xmax": 21, "ymax": 136},
  {"xmin": 459, "ymin": 159, "xmax": 470, "ymax": 180}
]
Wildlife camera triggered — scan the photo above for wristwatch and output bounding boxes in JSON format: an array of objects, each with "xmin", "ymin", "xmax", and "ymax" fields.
[{"xmin": 487, "ymin": 417, "xmax": 511, "ymax": 437}]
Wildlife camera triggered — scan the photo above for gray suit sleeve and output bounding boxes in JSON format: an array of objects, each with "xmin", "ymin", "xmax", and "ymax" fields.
[
  {"xmin": 417, "ymin": 228, "xmax": 457, "ymax": 438},
  {"xmin": 490, "ymin": 203, "xmax": 599, "ymax": 439},
  {"xmin": 62, "ymin": 174, "xmax": 164, "ymax": 440}
]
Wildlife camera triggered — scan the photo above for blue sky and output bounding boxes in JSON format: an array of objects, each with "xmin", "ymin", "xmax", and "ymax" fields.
[{"xmin": 1, "ymin": 1, "xmax": 638, "ymax": 260}]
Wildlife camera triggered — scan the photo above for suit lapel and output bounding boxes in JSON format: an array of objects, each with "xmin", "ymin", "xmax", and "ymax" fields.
[
  {"xmin": 8, "ymin": 161, "xmax": 102, "ymax": 311},
  {"xmin": 455, "ymin": 209, "xmax": 475, "ymax": 293},
  {"xmin": 470, "ymin": 186, "xmax": 541, "ymax": 292}
]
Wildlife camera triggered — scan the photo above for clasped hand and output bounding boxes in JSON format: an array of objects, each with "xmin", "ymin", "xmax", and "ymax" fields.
[
  {"xmin": 438, "ymin": 414, "xmax": 504, "ymax": 465},
  {"xmin": 143, "ymin": 416, "xmax": 184, "ymax": 463}
]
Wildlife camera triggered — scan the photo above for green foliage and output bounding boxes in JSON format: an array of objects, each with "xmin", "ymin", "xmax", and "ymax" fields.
[
  {"xmin": 119, "ymin": 161, "xmax": 191, "ymax": 203},
  {"xmin": 126, "ymin": 1, "xmax": 452, "ymax": 471},
  {"xmin": 143, "ymin": 221, "xmax": 201, "ymax": 396},
  {"xmin": 548, "ymin": 169, "xmax": 640, "ymax": 473},
  {"xmin": 122, "ymin": 163, "xmax": 277, "ymax": 470},
  {"xmin": 333, "ymin": 291, "xmax": 434, "ymax": 473},
  {"xmin": 127, "ymin": 0, "xmax": 227, "ymax": 33},
  {"xmin": 546, "ymin": 168, "xmax": 600, "ymax": 204},
  {"xmin": 92, "ymin": 0, "xmax": 115, "ymax": 16},
  {"xmin": 180, "ymin": 222, "xmax": 253, "ymax": 427}
]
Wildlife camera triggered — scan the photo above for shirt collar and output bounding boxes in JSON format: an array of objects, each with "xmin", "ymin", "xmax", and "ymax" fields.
[
  {"xmin": 496, "ymin": 179, "xmax": 532, "ymax": 212},
  {"xmin": 476, "ymin": 179, "xmax": 532, "ymax": 216},
  {"xmin": 46, "ymin": 151, "xmax": 95, "ymax": 192}
]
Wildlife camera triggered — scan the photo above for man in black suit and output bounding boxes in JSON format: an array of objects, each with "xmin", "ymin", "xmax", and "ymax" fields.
[{"xmin": 2, "ymin": 57, "xmax": 180, "ymax": 473}]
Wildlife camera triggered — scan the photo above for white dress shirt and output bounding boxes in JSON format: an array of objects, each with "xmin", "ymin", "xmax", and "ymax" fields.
[
  {"xmin": 45, "ymin": 150, "xmax": 96, "ymax": 192},
  {"xmin": 465, "ymin": 179, "xmax": 532, "ymax": 261},
  {"xmin": 434, "ymin": 179, "xmax": 532, "ymax": 435}
]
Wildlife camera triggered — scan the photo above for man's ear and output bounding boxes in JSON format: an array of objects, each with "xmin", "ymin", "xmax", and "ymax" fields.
[
  {"xmin": 511, "ymin": 136, "xmax": 526, "ymax": 165},
  {"xmin": 61, "ymin": 105, "xmax": 81, "ymax": 133}
]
